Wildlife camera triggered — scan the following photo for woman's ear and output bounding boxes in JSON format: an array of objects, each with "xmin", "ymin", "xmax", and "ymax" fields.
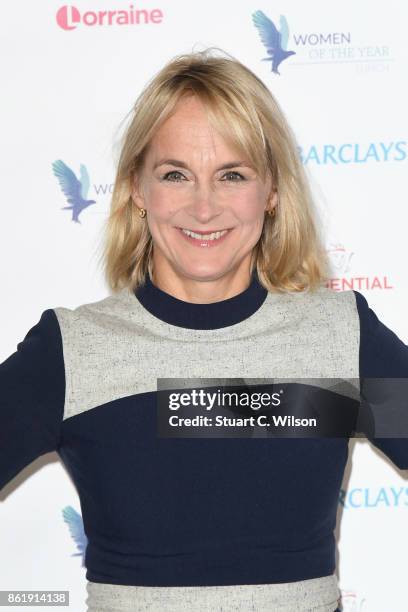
[
  {"xmin": 270, "ymin": 188, "xmax": 279, "ymax": 209},
  {"xmin": 131, "ymin": 172, "xmax": 144, "ymax": 206},
  {"xmin": 265, "ymin": 187, "xmax": 279, "ymax": 215}
]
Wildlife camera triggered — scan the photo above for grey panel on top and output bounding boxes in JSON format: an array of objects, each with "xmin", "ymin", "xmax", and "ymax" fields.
[{"xmin": 53, "ymin": 285, "xmax": 360, "ymax": 421}]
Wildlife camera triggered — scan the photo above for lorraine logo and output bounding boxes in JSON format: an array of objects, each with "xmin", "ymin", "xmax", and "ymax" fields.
[
  {"xmin": 252, "ymin": 11, "xmax": 296, "ymax": 75},
  {"xmin": 52, "ymin": 160, "xmax": 96, "ymax": 223},
  {"xmin": 62, "ymin": 505, "xmax": 88, "ymax": 566},
  {"xmin": 56, "ymin": 5, "xmax": 163, "ymax": 30},
  {"xmin": 56, "ymin": 5, "xmax": 80, "ymax": 30}
]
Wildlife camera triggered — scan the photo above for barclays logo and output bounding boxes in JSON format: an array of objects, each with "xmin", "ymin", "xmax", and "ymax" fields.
[
  {"xmin": 298, "ymin": 141, "xmax": 406, "ymax": 164},
  {"xmin": 339, "ymin": 485, "xmax": 408, "ymax": 508}
]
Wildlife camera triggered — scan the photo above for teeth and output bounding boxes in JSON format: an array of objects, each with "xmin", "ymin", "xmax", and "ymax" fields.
[{"xmin": 181, "ymin": 228, "xmax": 229, "ymax": 240}]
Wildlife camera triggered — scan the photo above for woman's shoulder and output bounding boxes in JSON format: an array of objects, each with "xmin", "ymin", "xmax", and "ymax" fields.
[{"xmin": 52, "ymin": 286, "xmax": 135, "ymax": 329}]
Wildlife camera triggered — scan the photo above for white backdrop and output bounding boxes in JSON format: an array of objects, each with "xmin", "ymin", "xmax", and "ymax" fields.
[{"xmin": 1, "ymin": 1, "xmax": 407, "ymax": 610}]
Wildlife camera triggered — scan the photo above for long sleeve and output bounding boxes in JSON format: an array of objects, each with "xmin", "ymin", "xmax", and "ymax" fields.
[
  {"xmin": 0, "ymin": 309, "xmax": 65, "ymax": 491},
  {"xmin": 353, "ymin": 290, "xmax": 408, "ymax": 469}
]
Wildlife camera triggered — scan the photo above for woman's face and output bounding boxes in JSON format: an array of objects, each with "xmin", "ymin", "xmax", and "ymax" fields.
[{"xmin": 132, "ymin": 94, "xmax": 277, "ymax": 282}]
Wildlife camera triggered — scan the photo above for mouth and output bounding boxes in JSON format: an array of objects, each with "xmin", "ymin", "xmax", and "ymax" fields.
[{"xmin": 176, "ymin": 226, "xmax": 233, "ymax": 247}]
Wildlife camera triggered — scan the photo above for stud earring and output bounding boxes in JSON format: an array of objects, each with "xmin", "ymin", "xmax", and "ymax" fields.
[
  {"xmin": 267, "ymin": 193, "xmax": 279, "ymax": 217},
  {"xmin": 138, "ymin": 207, "xmax": 146, "ymax": 218}
]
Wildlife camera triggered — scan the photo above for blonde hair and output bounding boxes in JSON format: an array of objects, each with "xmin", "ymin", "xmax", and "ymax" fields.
[{"xmin": 99, "ymin": 47, "xmax": 330, "ymax": 294}]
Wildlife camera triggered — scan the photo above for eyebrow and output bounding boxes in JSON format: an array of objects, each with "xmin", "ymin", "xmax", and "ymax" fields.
[{"xmin": 153, "ymin": 159, "xmax": 252, "ymax": 171}]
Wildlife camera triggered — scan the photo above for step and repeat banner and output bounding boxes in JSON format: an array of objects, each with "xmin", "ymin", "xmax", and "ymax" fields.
[{"xmin": 1, "ymin": 1, "xmax": 407, "ymax": 610}]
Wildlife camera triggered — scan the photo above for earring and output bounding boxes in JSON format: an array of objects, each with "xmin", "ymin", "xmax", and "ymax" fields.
[
  {"xmin": 138, "ymin": 207, "xmax": 146, "ymax": 218},
  {"xmin": 267, "ymin": 193, "xmax": 279, "ymax": 217}
]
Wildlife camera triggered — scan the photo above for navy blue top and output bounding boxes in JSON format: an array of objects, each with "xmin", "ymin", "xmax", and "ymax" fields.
[
  {"xmin": 135, "ymin": 268, "xmax": 268, "ymax": 329},
  {"xmin": 1, "ymin": 281, "xmax": 408, "ymax": 592},
  {"xmin": 354, "ymin": 290, "xmax": 408, "ymax": 468}
]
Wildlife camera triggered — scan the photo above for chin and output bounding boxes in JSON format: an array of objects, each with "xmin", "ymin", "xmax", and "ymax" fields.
[{"xmin": 175, "ymin": 264, "xmax": 232, "ymax": 282}]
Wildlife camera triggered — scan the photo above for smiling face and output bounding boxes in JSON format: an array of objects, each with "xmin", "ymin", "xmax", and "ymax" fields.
[{"xmin": 132, "ymin": 94, "xmax": 277, "ymax": 284}]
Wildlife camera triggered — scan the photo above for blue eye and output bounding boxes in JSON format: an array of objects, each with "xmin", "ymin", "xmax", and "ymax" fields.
[
  {"xmin": 160, "ymin": 170, "xmax": 246, "ymax": 182},
  {"xmin": 222, "ymin": 171, "xmax": 246, "ymax": 181},
  {"xmin": 161, "ymin": 171, "xmax": 185, "ymax": 182}
]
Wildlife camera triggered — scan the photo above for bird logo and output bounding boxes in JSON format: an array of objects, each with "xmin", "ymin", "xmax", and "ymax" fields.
[
  {"xmin": 52, "ymin": 160, "xmax": 96, "ymax": 223},
  {"xmin": 252, "ymin": 11, "xmax": 296, "ymax": 74},
  {"xmin": 62, "ymin": 505, "xmax": 88, "ymax": 566}
]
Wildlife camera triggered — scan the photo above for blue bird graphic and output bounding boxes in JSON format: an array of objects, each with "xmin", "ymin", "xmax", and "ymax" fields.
[
  {"xmin": 62, "ymin": 505, "xmax": 88, "ymax": 566},
  {"xmin": 252, "ymin": 11, "xmax": 296, "ymax": 75},
  {"xmin": 52, "ymin": 160, "xmax": 96, "ymax": 223}
]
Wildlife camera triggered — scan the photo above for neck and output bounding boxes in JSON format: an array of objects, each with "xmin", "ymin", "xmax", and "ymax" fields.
[{"xmin": 134, "ymin": 268, "xmax": 268, "ymax": 330}]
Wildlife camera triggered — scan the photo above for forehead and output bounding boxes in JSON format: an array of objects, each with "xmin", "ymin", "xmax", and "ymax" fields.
[
  {"xmin": 158, "ymin": 94, "xmax": 212, "ymax": 134},
  {"xmin": 147, "ymin": 95, "xmax": 242, "ymax": 160}
]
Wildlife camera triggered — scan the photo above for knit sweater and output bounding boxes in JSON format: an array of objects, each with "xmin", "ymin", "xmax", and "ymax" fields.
[{"xmin": 1, "ymin": 270, "xmax": 407, "ymax": 612}]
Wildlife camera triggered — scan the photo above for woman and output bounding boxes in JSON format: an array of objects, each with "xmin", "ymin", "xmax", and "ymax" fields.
[{"xmin": 1, "ymin": 48, "xmax": 407, "ymax": 612}]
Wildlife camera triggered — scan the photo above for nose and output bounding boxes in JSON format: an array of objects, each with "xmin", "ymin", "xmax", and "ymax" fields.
[{"xmin": 188, "ymin": 181, "xmax": 222, "ymax": 223}]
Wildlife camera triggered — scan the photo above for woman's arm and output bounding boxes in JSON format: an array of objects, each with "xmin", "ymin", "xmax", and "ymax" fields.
[
  {"xmin": 354, "ymin": 290, "xmax": 408, "ymax": 470},
  {"xmin": 0, "ymin": 309, "xmax": 65, "ymax": 491}
]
